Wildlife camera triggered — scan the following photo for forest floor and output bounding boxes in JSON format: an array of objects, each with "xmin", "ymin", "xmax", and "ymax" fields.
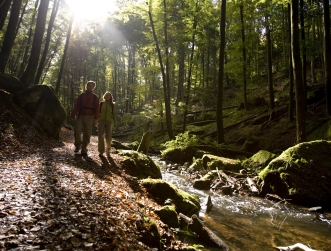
[{"xmin": 0, "ymin": 102, "xmax": 187, "ymax": 250}]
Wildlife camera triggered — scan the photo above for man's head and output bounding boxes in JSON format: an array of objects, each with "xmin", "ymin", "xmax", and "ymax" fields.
[{"xmin": 85, "ymin": 81, "xmax": 96, "ymax": 91}]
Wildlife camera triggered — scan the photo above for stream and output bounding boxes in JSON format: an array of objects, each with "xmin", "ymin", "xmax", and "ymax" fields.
[{"xmin": 152, "ymin": 156, "xmax": 331, "ymax": 251}]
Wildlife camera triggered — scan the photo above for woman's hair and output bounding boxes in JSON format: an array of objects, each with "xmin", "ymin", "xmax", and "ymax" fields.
[
  {"xmin": 103, "ymin": 91, "xmax": 114, "ymax": 110},
  {"xmin": 85, "ymin": 81, "xmax": 96, "ymax": 89}
]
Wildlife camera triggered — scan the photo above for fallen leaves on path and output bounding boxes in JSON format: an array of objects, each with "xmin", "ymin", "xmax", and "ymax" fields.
[{"xmin": 0, "ymin": 126, "xmax": 181, "ymax": 250}]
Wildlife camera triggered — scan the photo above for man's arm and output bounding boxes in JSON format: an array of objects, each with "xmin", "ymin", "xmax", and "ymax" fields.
[{"xmin": 70, "ymin": 94, "xmax": 82, "ymax": 118}]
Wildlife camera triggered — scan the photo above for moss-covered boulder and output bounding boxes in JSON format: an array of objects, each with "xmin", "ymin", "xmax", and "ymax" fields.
[
  {"xmin": 141, "ymin": 178, "xmax": 200, "ymax": 216},
  {"xmin": 193, "ymin": 171, "xmax": 218, "ymax": 190},
  {"xmin": 162, "ymin": 146, "xmax": 201, "ymax": 164},
  {"xmin": 242, "ymin": 150, "xmax": 277, "ymax": 174},
  {"xmin": 138, "ymin": 219, "xmax": 161, "ymax": 249},
  {"xmin": 201, "ymin": 154, "xmax": 242, "ymax": 172},
  {"xmin": 118, "ymin": 150, "xmax": 162, "ymax": 179},
  {"xmin": 13, "ymin": 85, "xmax": 66, "ymax": 139},
  {"xmin": 154, "ymin": 205, "xmax": 179, "ymax": 228},
  {"xmin": 258, "ymin": 140, "xmax": 331, "ymax": 208}
]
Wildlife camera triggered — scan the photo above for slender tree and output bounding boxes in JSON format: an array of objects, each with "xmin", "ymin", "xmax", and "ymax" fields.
[
  {"xmin": 18, "ymin": 0, "xmax": 39, "ymax": 77},
  {"xmin": 55, "ymin": 14, "xmax": 74, "ymax": 94},
  {"xmin": 0, "ymin": 0, "xmax": 22, "ymax": 73},
  {"xmin": 291, "ymin": 0, "xmax": 306, "ymax": 143},
  {"xmin": 266, "ymin": 19, "xmax": 275, "ymax": 112},
  {"xmin": 300, "ymin": 0, "xmax": 307, "ymax": 109},
  {"xmin": 288, "ymin": 4, "xmax": 294, "ymax": 122},
  {"xmin": 34, "ymin": 0, "xmax": 61, "ymax": 85},
  {"xmin": 322, "ymin": 0, "xmax": 331, "ymax": 115},
  {"xmin": 183, "ymin": 3, "xmax": 198, "ymax": 132},
  {"xmin": 148, "ymin": 0, "xmax": 173, "ymax": 139},
  {"xmin": 217, "ymin": 0, "xmax": 226, "ymax": 144},
  {"xmin": 20, "ymin": 0, "xmax": 50, "ymax": 87},
  {"xmin": 0, "ymin": 0, "xmax": 12, "ymax": 30},
  {"xmin": 240, "ymin": 3, "xmax": 248, "ymax": 110}
]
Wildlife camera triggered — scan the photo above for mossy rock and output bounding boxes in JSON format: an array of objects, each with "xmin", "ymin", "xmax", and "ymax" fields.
[
  {"xmin": 138, "ymin": 219, "xmax": 161, "ymax": 249},
  {"xmin": 193, "ymin": 171, "xmax": 218, "ymax": 190},
  {"xmin": 13, "ymin": 85, "xmax": 66, "ymax": 139},
  {"xmin": 154, "ymin": 205, "xmax": 179, "ymax": 228},
  {"xmin": 161, "ymin": 146, "xmax": 198, "ymax": 164},
  {"xmin": 258, "ymin": 140, "xmax": 331, "ymax": 207},
  {"xmin": 202, "ymin": 154, "xmax": 242, "ymax": 172},
  {"xmin": 242, "ymin": 150, "xmax": 276, "ymax": 174},
  {"xmin": 118, "ymin": 150, "xmax": 162, "ymax": 179},
  {"xmin": 141, "ymin": 178, "xmax": 200, "ymax": 216}
]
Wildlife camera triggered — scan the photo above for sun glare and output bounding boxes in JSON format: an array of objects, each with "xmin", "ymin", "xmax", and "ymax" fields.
[{"xmin": 66, "ymin": 0, "xmax": 118, "ymax": 22}]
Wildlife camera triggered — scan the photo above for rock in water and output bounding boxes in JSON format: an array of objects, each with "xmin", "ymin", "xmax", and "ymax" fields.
[{"xmin": 205, "ymin": 195, "xmax": 213, "ymax": 212}]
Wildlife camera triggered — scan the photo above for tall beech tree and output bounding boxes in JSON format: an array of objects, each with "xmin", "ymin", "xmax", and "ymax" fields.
[
  {"xmin": 0, "ymin": 0, "xmax": 22, "ymax": 73},
  {"xmin": 288, "ymin": 4, "xmax": 295, "ymax": 123},
  {"xmin": 291, "ymin": 0, "xmax": 306, "ymax": 143},
  {"xmin": 240, "ymin": 3, "xmax": 248, "ymax": 110},
  {"xmin": 182, "ymin": 2, "xmax": 198, "ymax": 132},
  {"xmin": 20, "ymin": 0, "xmax": 50, "ymax": 87},
  {"xmin": 55, "ymin": 14, "xmax": 74, "ymax": 94},
  {"xmin": 34, "ymin": 0, "xmax": 61, "ymax": 86},
  {"xmin": 0, "ymin": 0, "xmax": 12, "ymax": 30},
  {"xmin": 18, "ymin": 0, "xmax": 39, "ymax": 77},
  {"xmin": 148, "ymin": 0, "xmax": 173, "ymax": 140},
  {"xmin": 322, "ymin": 0, "xmax": 331, "ymax": 115},
  {"xmin": 217, "ymin": 0, "xmax": 226, "ymax": 144}
]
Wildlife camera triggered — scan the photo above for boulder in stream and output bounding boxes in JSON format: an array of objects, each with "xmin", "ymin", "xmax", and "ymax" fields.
[
  {"xmin": 154, "ymin": 205, "xmax": 179, "ymax": 228},
  {"xmin": 242, "ymin": 150, "xmax": 277, "ymax": 174},
  {"xmin": 118, "ymin": 150, "xmax": 162, "ymax": 179},
  {"xmin": 141, "ymin": 178, "xmax": 200, "ymax": 216},
  {"xmin": 258, "ymin": 140, "xmax": 331, "ymax": 208}
]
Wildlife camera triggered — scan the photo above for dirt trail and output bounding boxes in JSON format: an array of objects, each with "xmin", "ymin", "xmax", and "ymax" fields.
[{"xmin": 0, "ymin": 128, "xmax": 178, "ymax": 250}]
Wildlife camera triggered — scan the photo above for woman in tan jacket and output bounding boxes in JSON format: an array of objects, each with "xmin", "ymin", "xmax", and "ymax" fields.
[{"xmin": 97, "ymin": 91, "xmax": 117, "ymax": 156}]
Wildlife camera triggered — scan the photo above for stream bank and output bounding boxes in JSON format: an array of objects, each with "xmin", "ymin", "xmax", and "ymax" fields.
[{"xmin": 154, "ymin": 156, "xmax": 331, "ymax": 251}]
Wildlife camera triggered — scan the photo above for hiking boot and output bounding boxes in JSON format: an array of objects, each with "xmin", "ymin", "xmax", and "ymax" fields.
[
  {"xmin": 81, "ymin": 150, "xmax": 87, "ymax": 156},
  {"xmin": 99, "ymin": 152, "xmax": 104, "ymax": 157},
  {"xmin": 74, "ymin": 147, "xmax": 80, "ymax": 153}
]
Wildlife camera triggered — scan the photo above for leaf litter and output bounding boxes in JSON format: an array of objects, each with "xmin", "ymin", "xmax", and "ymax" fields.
[{"xmin": 0, "ymin": 105, "xmax": 185, "ymax": 250}]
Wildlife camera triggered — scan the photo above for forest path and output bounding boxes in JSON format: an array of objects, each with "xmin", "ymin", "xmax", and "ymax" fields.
[{"xmin": 0, "ymin": 127, "xmax": 167, "ymax": 250}]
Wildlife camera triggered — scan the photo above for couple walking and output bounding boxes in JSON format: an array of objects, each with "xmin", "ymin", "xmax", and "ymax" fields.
[{"xmin": 70, "ymin": 81, "xmax": 117, "ymax": 157}]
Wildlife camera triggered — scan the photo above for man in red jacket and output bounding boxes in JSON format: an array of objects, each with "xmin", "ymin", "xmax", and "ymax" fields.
[{"xmin": 71, "ymin": 81, "xmax": 99, "ymax": 155}]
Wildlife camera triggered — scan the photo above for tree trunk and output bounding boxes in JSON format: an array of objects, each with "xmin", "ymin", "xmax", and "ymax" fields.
[
  {"xmin": 217, "ymin": 0, "xmax": 226, "ymax": 144},
  {"xmin": 34, "ymin": 0, "xmax": 60, "ymax": 85},
  {"xmin": 162, "ymin": 0, "xmax": 173, "ymax": 139},
  {"xmin": 175, "ymin": 44, "xmax": 185, "ymax": 110},
  {"xmin": 300, "ymin": 0, "xmax": 307, "ymax": 110},
  {"xmin": 0, "ymin": 0, "xmax": 12, "ymax": 30},
  {"xmin": 148, "ymin": 1, "xmax": 173, "ymax": 139},
  {"xmin": 240, "ymin": 4, "xmax": 248, "ymax": 110},
  {"xmin": 323, "ymin": 0, "xmax": 331, "ymax": 115},
  {"xmin": 291, "ymin": 0, "xmax": 306, "ymax": 143},
  {"xmin": 18, "ymin": 0, "xmax": 39, "ymax": 77},
  {"xmin": 182, "ymin": 4, "xmax": 198, "ymax": 132},
  {"xmin": 288, "ymin": 4, "xmax": 295, "ymax": 123},
  {"xmin": 137, "ymin": 131, "xmax": 152, "ymax": 154},
  {"xmin": 266, "ymin": 22, "xmax": 275, "ymax": 111},
  {"xmin": 55, "ymin": 14, "xmax": 74, "ymax": 94},
  {"xmin": 20, "ymin": 0, "xmax": 50, "ymax": 88},
  {"xmin": 0, "ymin": 0, "xmax": 22, "ymax": 73}
]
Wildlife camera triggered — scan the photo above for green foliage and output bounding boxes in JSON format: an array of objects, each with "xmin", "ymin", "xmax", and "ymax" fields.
[{"xmin": 161, "ymin": 131, "xmax": 201, "ymax": 151}]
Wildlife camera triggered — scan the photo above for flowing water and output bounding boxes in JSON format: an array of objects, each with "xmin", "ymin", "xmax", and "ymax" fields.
[{"xmin": 153, "ymin": 157, "xmax": 331, "ymax": 251}]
